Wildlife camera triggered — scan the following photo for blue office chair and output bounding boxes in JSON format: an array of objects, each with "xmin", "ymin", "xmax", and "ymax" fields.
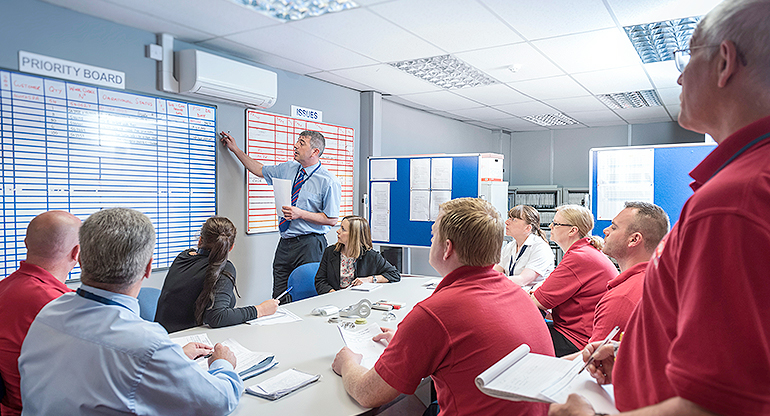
[
  {"xmin": 287, "ymin": 262, "xmax": 320, "ymax": 302},
  {"xmin": 137, "ymin": 287, "xmax": 162, "ymax": 321}
]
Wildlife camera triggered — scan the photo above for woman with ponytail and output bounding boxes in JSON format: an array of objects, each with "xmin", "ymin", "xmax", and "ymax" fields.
[
  {"xmin": 155, "ymin": 216, "xmax": 278, "ymax": 333},
  {"xmin": 493, "ymin": 205, "xmax": 554, "ymax": 291},
  {"xmin": 530, "ymin": 205, "xmax": 617, "ymax": 357}
]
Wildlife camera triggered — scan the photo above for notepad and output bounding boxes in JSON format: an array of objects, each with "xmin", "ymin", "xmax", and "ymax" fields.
[
  {"xmin": 246, "ymin": 368, "xmax": 321, "ymax": 400},
  {"xmin": 350, "ymin": 282, "xmax": 382, "ymax": 292},
  {"xmin": 170, "ymin": 335, "xmax": 277, "ymax": 380},
  {"xmin": 247, "ymin": 307, "xmax": 302, "ymax": 326},
  {"xmin": 475, "ymin": 344, "xmax": 618, "ymax": 414},
  {"xmin": 337, "ymin": 322, "xmax": 388, "ymax": 369}
]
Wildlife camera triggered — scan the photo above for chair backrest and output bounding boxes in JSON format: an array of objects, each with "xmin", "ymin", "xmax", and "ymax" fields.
[
  {"xmin": 287, "ymin": 262, "xmax": 320, "ymax": 302},
  {"xmin": 137, "ymin": 287, "xmax": 162, "ymax": 321}
]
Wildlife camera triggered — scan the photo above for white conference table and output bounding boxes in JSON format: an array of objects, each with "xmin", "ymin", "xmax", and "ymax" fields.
[{"xmin": 174, "ymin": 275, "xmax": 439, "ymax": 416}]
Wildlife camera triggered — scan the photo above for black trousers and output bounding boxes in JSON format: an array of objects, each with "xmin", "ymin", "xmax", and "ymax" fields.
[
  {"xmin": 273, "ymin": 233, "xmax": 326, "ymax": 303},
  {"xmin": 547, "ymin": 321, "xmax": 581, "ymax": 357}
]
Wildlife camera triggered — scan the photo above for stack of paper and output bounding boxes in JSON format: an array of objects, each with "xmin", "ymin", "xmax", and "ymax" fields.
[
  {"xmin": 475, "ymin": 344, "xmax": 618, "ymax": 414},
  {"xmin": 247, "ymin": 307, "xmax": 303, "ymax": 326},
  {"xmin": 246, "ymin": 369, "xmax": 320, "ymax": 400},
  {"xmin": 350, "ymin": 282, "xmax": 381, "ymax": 292},
  {"xmin": 170, "ymin": 335, "xmax": 278, "ymax": 380}
]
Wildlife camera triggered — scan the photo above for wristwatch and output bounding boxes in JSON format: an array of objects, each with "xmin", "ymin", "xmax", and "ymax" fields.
[{"xmin": 371, "ymin": 276, "xmax": 377, "ymax": 283}]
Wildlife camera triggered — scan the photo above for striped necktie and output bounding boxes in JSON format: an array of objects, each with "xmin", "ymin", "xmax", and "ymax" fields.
[{"xmin": 279, "ymin": 168, "xmax": 307, "ymax": 232}]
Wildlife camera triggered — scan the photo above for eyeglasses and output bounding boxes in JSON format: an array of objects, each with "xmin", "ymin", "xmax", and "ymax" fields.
[
  {"xmin": 550, "ymin": 222, "xmax": 575, "ymax": 228},
  {"xmin": 673, "ymin": 45, "xmax": 720, "ymax": 73}
]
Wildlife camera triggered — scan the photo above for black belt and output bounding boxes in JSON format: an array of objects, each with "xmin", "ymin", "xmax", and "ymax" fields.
[{"xmin": 282, "ymin": 233, "xmax": 323, "ymax": 241}]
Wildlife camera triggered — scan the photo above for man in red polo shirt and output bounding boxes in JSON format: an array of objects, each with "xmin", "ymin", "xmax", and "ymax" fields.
[
  {"xmin": 0, "ymin": 211, "xmax": 80, "ymax": 416},
  {"xmin": 589, "ymin": 202, "xmax": 669, "ymax": 343},
  {"xmin": 332, "ymin": 198, "xmax": 553, "ymax": 416},
  {"xmin": 550, "ymin": 1, "xmax": 770, "ymax": 415}
]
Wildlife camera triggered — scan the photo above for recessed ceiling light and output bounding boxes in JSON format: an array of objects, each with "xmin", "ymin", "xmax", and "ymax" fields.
[
  {"xmin": 596, "ymin": 90, "xmax": 662, "ymax": 109},
  {"xmin": 522, "ymin": 113, "xmax": 580, "ymax": 127},
  {"xmin": 624, "ymin": 17, "xmax": 701, "ymax": 64},
  {"xmin": 390, "ymin": 55, "xmax": 497, "ymax": 90},
  {"xmin": 231, "ymin": 0, "xmax": 358, "ymax": 22},
  {"xmin": 508, "ymin": 64, "xmax": 523, "ymax": 73}
]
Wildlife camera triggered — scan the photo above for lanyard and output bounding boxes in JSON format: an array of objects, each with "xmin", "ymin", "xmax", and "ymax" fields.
[
  {"xmin": 708, "ymin": 132, "xmax": 770, "ymax": 182},
  {"xmin": 77, "ymin": 288, "xmax": 132, "ymax": 312},
  {"xmin": 508, "ymin": 244, "xmax": 529, "ymax": 276},
  {"xmin": 295, "ymin": 163, "xmax": 322, "ymax": 184}
]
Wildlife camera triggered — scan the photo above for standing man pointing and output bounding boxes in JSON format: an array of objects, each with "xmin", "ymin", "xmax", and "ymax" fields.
[{"xmin": 220, "ymin": 130, "xmax": 341, "ymax": 303}]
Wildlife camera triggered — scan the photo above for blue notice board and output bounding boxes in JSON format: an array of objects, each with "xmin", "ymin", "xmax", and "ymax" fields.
[
  {"xmin": 590, "ymin": 143, "xmax": 716, "ymax": 235},
  {"xmin": 369, "ymin": 155, "xmax": 480, "ymax": 247}
]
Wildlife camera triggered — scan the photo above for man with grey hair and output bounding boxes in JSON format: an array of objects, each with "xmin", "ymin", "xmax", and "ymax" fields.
[
  {"xmin": 551, "ymin": 1, "xmax": 770, "ymax": 415},
  {"xmin": 19, "ymin": 208, "xmax": 243, "ymax": 415},
  {"xmin": 220, "ymin": 130, "xmax": 341, "ymax": 303}
]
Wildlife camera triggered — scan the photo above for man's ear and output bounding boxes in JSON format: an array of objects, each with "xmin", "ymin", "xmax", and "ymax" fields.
[
  {"xmin": 627, "ymin": 232, "xmax": 643, "ymax": 249},
  {"xmin": 71, "ymin": 244, "xmax": 81, "ymax": 263},
  {"xmin": 717, "ymin": 40, "xmax": 741, "ymax": 88},
  {"xmin": 143, "ymin": 257, "xmax": 153, "ymax": 280},
  {"xmin": 443, "ymin": 239, "xmax": 454, "ymax": 261}
]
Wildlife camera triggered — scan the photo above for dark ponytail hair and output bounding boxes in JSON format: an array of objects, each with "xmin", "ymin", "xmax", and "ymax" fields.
[{"xmin": 194, "ymin": 217, "xmax": 237, "ymax": 325}]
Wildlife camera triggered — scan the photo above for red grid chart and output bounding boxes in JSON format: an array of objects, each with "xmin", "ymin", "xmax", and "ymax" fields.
[{"xmin": 245, "ymin": 110, "xmax": 354, "ymax": 234}]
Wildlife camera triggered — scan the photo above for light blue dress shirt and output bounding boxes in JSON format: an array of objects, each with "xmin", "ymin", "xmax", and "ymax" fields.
[
  {"xmin": 19, "ymin": 284, "xmax": 243, "ymax": 416},
  {"xmin": 262, "ymin": 160, "xmax": 342, "ymax": 238}
]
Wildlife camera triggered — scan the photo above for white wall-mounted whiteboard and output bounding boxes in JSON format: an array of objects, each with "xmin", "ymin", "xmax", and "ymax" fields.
[{"xmin": 1, "ymin": 69, "xmax": 217, "ymax": 280}]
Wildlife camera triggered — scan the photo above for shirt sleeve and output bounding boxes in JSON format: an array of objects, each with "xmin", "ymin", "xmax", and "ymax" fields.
[
  {"xmin": 322, "ymin": 176, "xmax": 342, "ymax": 219},
  {"xmin": 374, "ymin": 305, "xmax": 449, "ymax": 394},
  {"xmin": 665, "ymin": 212, "xmax": 770, "ymax": 415},
  {"xmin": 589, "ymin": 292, "xmax": 632, "ymax": 343},
  {"xmin": 523, "ymin": 240, "xmax": 554, "ymax": 278},
  {"xmin": 533, "ymin": 256, "xmax": 581, "ymax": 310},
  {"xmin": 203, "ymin": 264, "xmax": 257, "ymax": 327},
  {"xmin": 133, "ymin": 339, "xmax": 243, "ymax": 416}
]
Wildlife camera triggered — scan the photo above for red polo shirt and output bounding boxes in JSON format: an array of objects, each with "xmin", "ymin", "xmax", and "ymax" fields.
[
  {"xmin": 0, "ymin": 262, "xmax": 71, "ymax": 416},
  {"xmin": 589, "ymin": 261, "xmax": 646, "ymax": 343},
  {"xmin": 375, "ymin": 265, "xmax": 553, "ymax": 416},
  {"xmin": 614, "ymin": 114, "xmax": 770, "ymax": 415},
  {"xmin": 533, "ymin": 238, "xmax": 617, "ymax": 349}
]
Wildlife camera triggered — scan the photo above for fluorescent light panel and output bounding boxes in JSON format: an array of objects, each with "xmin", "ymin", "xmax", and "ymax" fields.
[
  {"xmin": 596, "ymin": 90, "xmax": 662, "ymax": 109},
  {"xmin": 390, "ymin": 55, "xmax": 497, "ymax": 90},
  {"xmin": 523, "ymin": 113, "xmax": 579, "ymax": 127},
  {"xmin": 624, "ymin": 17, "xmax": 701, "ymax": 64},
  {"xmin": 232, "ymin": 0, "xmax": 358, "ymax": 22}
]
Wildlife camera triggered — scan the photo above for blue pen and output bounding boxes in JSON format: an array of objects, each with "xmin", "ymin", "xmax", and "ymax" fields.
[{"xmin": 274, "ymin": 286, "xmax": 293, "ymax": 301}]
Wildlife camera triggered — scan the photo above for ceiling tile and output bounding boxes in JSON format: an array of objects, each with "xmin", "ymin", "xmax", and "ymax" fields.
[
  {"xmin": 370, "ymin": 0, "xmax": 522, "ymax": 53},
  {"xmin": 224, "ymin": 25, "xmax": 377, "ymax": 72},
  {"xmin": 532, "ymin": 28, "xmax": 642, "ymax": 73},
  {"xmin": 397, "ymin": 91, "xmax": 482, "ymax": 111},
  {"xmin": 615, "ymin": 106, "xmax": 672, "ymax": 122},
  {"xmin": 571, "ymin": 65, "xmax": 652, "ymax": 95},
  {"xmin": 42, "ymin": 0, "xmax": 214, "ymax": 41},
  {"xmin": 464, "ymin": 120, "xmax": 501, "ymax": 131},
  {"xmin": 607, "ymin": 0, "xmax": 723, "ymax": 26},
  {"xmin": 480, "ymin": 0, "xmax": 615, "ymax": 40},
  {"xmin": 198, "ymin": 37, "xmax": 321, "ymax": 74},
  {"xmin": 543, "ymin": 95, "xmax": 609, "ymax": 113},
  {"xmin": 495, "ymin": 118, "xmax": 548, "ymax": 131},
  {"xmin": 643, "ymin": 61, "xmax": 681, "ymax": 89},
  {"xmin": 427, "ymin": 110, "xmax": 473, "ymax": 121},
  {"xmin": 657, "ymin": 87, "xmax": 681, "ymax": 106},
  {"xmin": 508, "ymin": 76, "xmax": 590, "ymax": 100},
  {"xmin": 330, "ymin": 64, "xmax": 442, "ymax": 95},
  {"xmin": 452, "ymin": 84, "xmax": 531, "ymax": 106},
  {"xmin": 568, "ymin": 109, "xmax": 624, "ymax": 123},
  {"xmin": 306, "ymin": 71, "xmax": 375, "ymax": 91},
  {"xmin": 455, "ymin": 43, "xmax": 564, "ymax": 83},
  {"xmin": 288, "ymin": 8, "xmax": 444, "ymax": 62},
  {"xmin": 447, "ymin": 106, "xmax": 513, "ymax": 121},
  {"xmin": 497, "ymin": 100, "xmax": 558, "ymax": 117}
]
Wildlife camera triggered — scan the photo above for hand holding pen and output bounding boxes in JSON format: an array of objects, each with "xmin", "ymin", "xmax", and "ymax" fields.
[{"xmin": 578, "ymin": 326, "xmax": 619, "ymax": 385}]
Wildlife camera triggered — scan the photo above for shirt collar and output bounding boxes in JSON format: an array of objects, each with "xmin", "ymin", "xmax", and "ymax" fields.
[
  {"xmin": 434, "ymin": 264, "xmax": 496, "ymax": 292},
  {"xmin": 607, "ymin": 261, "xmax": 647, "ymax": 290},
  {"xmin": 18, "ymin": 261, "xmax": 69, "ymax": 290},
  {"xmin": 689, "ymin": 114, "xmax": 770, "ymax": 191},
  {"xmin": 79, "ymin": 283, "xmax": 140, "ymax": 315}
]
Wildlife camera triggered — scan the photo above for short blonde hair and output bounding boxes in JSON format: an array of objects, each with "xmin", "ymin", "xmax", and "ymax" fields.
[
  {"xmin": 335, "ymin": 216, "xmax": 372, "ymax": 259},
  {"xmin": 556, "ymin": 204, "xmax": 604, "ymax": 250},
  {"xmin": 437, "ymin": 198, "xmax": 503, "ymax": 267}
]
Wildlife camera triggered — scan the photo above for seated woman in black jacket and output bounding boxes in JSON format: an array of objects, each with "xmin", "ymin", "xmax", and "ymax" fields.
[
  {"xmin": 155, "ymin": 216, "xmax": 279, "ymax": 333},
  {"xmin": 315, "ymin": 215, "xmax": 400, "ymax": 294}
]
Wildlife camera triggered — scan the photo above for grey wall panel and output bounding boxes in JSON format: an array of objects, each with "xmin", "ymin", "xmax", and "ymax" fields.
[
  {"xmin": 508, "ymin": 131, "xmax": 552, "ymax": 185},
  {"xmin": 553, "ymin": 125, "xmax": 628, "ymax": 187},
  {"xmin": 631, "ymin": 121, "xmax": 704, "ymax": 146}
]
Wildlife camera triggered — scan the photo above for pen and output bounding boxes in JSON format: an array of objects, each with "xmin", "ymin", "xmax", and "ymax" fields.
[
  {"xmin": 578, "ymin": 325, "xmax": 620, "ymax": 374},
  {"xmin": 274, "ymin": 286, "xmax": 293, "ymax": 301}
]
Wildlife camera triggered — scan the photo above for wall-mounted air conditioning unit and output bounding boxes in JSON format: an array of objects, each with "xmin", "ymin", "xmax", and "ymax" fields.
[{"xmin": 175, "ymin": 49, "xmax": 277, "ymax": 109}]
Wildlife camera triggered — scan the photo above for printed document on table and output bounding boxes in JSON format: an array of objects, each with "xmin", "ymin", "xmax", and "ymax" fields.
[
  {"xmin": 273, "ymin": 178, "xmax": 291, "ymax": 218},
  {"xmin": 170, "ymin": 333, "xmax": 214, "ymax": 348},
  {"xmin": 350, "ymin": 282, "xmax": 382, "ymax": 292},
  {"xmin": 338, "ymin": 322, "xmax": 388, "ymax": 369},
  {"xmin": 247, "ymin": 307, "xmax": 302, "ymax": 326},
  {"xmin": 246, "ymin": 368, "xmax": 321, "ymax": 400}
]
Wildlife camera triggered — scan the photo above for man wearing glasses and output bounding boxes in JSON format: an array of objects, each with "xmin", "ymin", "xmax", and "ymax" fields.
[{"xmin": 551, "ymin": 1, "xmax": 770, "ymax": 415}]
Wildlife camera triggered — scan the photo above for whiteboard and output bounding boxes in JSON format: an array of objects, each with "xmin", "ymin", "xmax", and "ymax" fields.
[
  {"xmin": 1, "ymin": 69, "xmax": 217, "ymax": 280},
  {"xmin": 245, "ymin": 110, "xmax": 354, "ymax": 234}
]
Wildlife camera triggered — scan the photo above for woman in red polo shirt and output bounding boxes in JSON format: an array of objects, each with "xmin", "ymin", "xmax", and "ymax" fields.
[{"xmin": 530, "ymin": 205, "xmax": 617, "ymax": 357}]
